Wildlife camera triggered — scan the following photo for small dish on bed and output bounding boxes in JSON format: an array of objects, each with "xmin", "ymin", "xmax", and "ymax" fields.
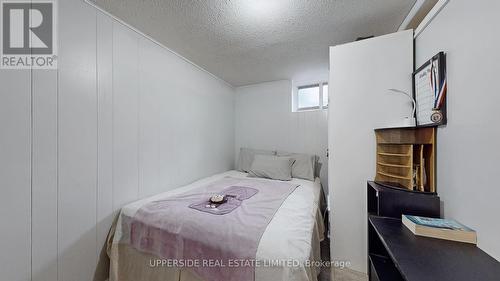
[{"xmin": 209, "ymin": 194, "xmax": 227, "ymax": 204}]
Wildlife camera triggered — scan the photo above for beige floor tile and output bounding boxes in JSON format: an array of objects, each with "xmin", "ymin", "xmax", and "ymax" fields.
[{"xmin": 332, "ymin": 268, "xmax": 368, "ymax": 281}]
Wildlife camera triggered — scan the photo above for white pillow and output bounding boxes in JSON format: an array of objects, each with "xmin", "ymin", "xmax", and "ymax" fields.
[
  {"xmin": 277, "ymin": 151, "xmax": 317, "ymax": 181},
  {"xmin": 248, "ymin": 155, "xmax": 295, "ymax": 181},
  {"xmin": 237, "ymin": 148, "xmax": 275, "ymax": 172}
]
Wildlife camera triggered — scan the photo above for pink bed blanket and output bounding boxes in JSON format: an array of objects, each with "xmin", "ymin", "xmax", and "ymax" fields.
[{"xmin": 121, "ymin": 176, "xmax": 299, "ymax": 281}]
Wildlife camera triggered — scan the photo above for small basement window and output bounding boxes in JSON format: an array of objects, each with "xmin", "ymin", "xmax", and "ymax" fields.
[
  {"xmin": 295, "ymin": 82, "xmax": 328, "ymax": 111},
  {"xmin": 297, "ymin": 85, "xmax": 320, "ymax": 110}
]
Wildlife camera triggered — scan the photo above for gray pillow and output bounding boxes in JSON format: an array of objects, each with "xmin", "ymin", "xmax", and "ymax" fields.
[
  {"xmin": 277, "ymin": 151, "xmax": 317, "ymax": 181},
  {"xmin": 237, "ymin": 148, "xmax": 275, "ymax": 172},
  {"xmin": 248, "ymin": 155, "xmax": 295, "ymax": 181}
]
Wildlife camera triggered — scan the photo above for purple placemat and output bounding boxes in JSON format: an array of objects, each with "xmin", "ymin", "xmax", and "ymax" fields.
[{"xmin": 189, "ymin": 186, "xmax": 258, "ymax": 215}]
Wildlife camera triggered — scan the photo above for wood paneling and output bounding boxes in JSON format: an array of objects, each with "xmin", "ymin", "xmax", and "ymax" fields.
[
  {"xmin": 57, "ymin": 1, "xmax": 97, "ymax": 280},
  {"xmin": 2, "ymin": 2, "xmax": 235, "ymax": 281},
  {"xmin": 0, "ymin": 69, "xmax": 31, "ymax": 281},
  {"xmin": 32, "ymin": 68, "xmax": 58, "ymax": 281},
  {"xmin": 112, "ymin": 22, "xmax": 140, "ymax": 211},
  {"xmin": 138, "ymin": 39, "xmax": 162, "ymax": 198},
  {"xmin": 96, "ymin": 12, "xmax": 114, "ymax": 263}
]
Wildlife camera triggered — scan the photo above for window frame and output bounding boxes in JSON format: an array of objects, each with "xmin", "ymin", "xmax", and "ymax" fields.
[
  {"xmin": 294, "ymin": 82, "xmax": 328, "ymax": 112},
  {"xmin": 297, "ymin": 84, "xmax": 321, "ymax": 111},
  {"xmin": 322, "ymin": 83, "xmax": 329, "ymax": 109}
]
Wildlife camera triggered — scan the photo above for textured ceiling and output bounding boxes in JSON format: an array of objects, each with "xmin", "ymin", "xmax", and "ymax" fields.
[{"xmin": 90, "ymin": 0, "xmax": 416, "ymax": 86}]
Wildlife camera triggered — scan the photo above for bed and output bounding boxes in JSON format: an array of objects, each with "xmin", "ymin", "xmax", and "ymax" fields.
[{"xmin": 107, "ymin": 170, "xmax": 325, "ymax": 281}]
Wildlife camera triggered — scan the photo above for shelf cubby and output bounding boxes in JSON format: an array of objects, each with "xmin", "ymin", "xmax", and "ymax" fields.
[{"xmin": 375, "ymin": 127, "xmax": 436, "ymax": 192}]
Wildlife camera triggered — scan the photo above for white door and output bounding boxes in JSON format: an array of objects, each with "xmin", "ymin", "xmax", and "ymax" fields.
[{"xmin": 328, "ymin": 30, "xmax": 413, "ymax": 273}]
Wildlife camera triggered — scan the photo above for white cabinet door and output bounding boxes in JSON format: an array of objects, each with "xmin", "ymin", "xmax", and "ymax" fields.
[{"xmin": 328, "ymin": 30, "xmax": 413, "ymax": 273}]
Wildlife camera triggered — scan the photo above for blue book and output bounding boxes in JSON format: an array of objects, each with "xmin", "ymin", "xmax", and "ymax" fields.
[{"xmin": 402, "ymin": 215, "xmax": 476, "ymax": 244}]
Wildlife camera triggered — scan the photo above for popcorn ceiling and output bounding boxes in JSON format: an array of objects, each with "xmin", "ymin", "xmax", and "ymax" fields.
[{"xmin": 91, "ymin": 0, "xmax": 415, "ymax": 86}]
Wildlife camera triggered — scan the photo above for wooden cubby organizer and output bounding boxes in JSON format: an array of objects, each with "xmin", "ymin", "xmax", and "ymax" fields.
[{"xmin": 375, "ymin": 127, "xmax": 436, "ymax": 193}]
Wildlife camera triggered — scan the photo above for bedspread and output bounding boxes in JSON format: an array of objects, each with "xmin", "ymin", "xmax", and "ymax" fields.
[
  {"xmin": 108, "ymin": 170, "xmax": 325, "ymax": 281},
  {"xmin": 123, "ymin": 177, "xmax": 298, "ymax": 281}
]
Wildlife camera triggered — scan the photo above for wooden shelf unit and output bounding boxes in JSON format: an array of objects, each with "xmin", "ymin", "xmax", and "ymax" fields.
[{"xmin": 375, "ymin": 127, "xmax": 436, "ymax": 192}]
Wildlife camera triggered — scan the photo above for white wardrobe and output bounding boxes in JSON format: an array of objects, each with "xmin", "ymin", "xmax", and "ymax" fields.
[{"xmin": 328, "ymin": 30, "xmax": 414, "ymax": 273}]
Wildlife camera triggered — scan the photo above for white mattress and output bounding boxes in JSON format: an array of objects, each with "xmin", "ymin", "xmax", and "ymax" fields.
[{"xmin": 112, "ymin": 170, "xmax": 325, "ymax": 281}]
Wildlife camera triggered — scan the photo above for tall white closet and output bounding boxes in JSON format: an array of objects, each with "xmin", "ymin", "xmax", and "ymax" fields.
[{"xmin": 328, "ymin": 30, "xmax": 414, "ymax": 273}]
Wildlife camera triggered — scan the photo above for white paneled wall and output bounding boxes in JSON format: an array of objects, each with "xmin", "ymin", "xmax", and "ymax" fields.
[
  {"xmin": 138, "ymin": 38, "xmax": 162, "ymax": 199},
  {"xmin": 32, "ymin": 69, "xmax": 58, "ymax": 281},
  {"xmin": 0, "ymin": 69, "xmax": 31, "ymax": 281},
  {"xmin": 96, "ymin": 12, "xmax": 114, "ymax": 265},
  {"xmin": 112, "ymin": 22, "xmax": 140, "ymax": 212},
  {"xmin": 0, "ymin": 1, "xmax": 235, "ymax": 281},
  {"xmin": 58, "ymin": 2, "xmax": 98, "ymax": 281},
  {"xmin": 234, "ymin": 80, "xmax": 328, "ymax": 191}
]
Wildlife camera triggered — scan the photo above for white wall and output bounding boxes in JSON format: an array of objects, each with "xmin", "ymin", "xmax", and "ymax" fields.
[
  {"xmin": 0, "ymin": 1, "xmax": 235, "ymax": 281},
  {"xmin": 415, "ymin": 0, "xmax": 500, "ymax": 261},
  {"xmin": 328, "ymin": 30, "xmax": 414, "ymax": 273},
  {"xmin": 234, "ymin": 80, "xmax": 328, "ymax": 191},
  {"xmin": 0, "ymin": 57, "xmax": 31, "ymax": 281}
]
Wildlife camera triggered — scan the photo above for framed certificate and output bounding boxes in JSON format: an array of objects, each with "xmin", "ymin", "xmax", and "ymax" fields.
[{"xmin": 413, "ymin": 52, "xmax": 447, "ymax": 126}]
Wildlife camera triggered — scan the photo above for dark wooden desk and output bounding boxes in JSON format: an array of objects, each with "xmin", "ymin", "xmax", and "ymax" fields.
[{"xmin": 368, "ymin": 216, "xmax": 500, "ymax": 281}]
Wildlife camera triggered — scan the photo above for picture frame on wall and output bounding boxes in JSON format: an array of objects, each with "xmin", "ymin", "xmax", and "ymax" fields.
[{"xmin": 413, "ymin": 52, "xmax": 447, "ymax": 127}]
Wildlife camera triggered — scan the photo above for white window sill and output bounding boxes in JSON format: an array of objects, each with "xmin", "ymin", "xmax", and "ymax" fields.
[{"xmin": 294, "ymin": 107, "xmax": 328, "ymax": 113}]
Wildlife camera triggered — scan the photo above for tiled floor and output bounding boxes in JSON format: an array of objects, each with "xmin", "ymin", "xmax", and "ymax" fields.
[
  {"xmin": 332, "ymin": 268, "xmax": 367, "ymax": 281},
  {"xmin": 318, "ymin": 239, "xmax": 368, "ymax": 281}
]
